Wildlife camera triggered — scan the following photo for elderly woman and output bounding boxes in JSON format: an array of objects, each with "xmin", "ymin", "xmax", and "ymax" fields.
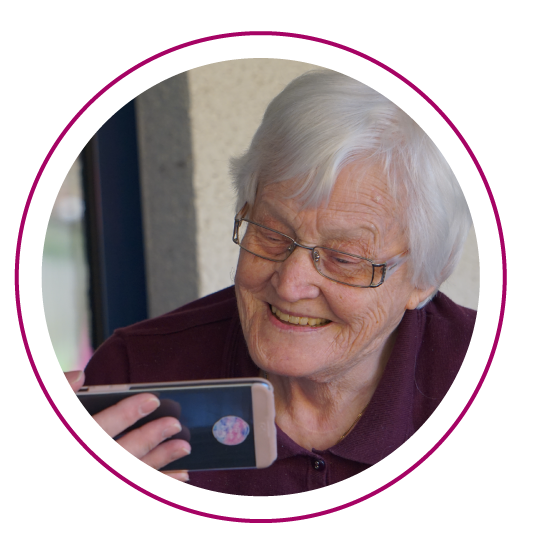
[{"xmin": 68, "ymin": 70, "xmax": 475, "ymax": 496}]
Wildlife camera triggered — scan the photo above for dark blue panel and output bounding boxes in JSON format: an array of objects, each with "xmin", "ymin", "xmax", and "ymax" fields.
[{"xmin": 95, "ymin": 101, "xmax": 148, "ymax": 337}]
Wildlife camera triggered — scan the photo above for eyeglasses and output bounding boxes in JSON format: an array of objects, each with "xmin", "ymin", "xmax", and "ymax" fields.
[{"xmin": 232, "ymin": 216, "xmax": 408, "ymax": 288}]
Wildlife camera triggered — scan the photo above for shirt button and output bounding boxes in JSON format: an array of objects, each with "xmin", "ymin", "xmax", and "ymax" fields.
[{"xmin": 313, "ymin": 459, "xmax": 326, "ymax": 471}]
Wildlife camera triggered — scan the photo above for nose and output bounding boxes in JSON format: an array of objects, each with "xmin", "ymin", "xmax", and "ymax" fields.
[{"xmin": 270, "ymin": 245, "xmax": 321, "ymax": 302}]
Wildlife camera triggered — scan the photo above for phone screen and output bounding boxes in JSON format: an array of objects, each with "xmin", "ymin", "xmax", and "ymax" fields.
[{"xmin": 79, "ymin": 384, "xmax": 258, "ymax": 471}]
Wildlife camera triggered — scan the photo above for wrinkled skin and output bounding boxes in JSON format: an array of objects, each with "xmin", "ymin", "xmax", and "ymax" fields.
[{"xmin": 235, "ymin": 162, "xmax": 435, "ymax": 449}]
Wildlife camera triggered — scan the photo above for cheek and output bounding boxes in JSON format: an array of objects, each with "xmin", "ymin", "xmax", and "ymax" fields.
[
  {"xmin": 328, "ymin": 288, "xmax": 406, "ymax": 346},
  {"xmin": 235, "ymin": 255, "xmax": 273, "ymax": 330},
  {"xmin": 235, "ymin": 253, "xmax": 273, "ymax": 291},
  {"xmin": 329, "ymin": 289, "xmax": 391, "ymax": 325}
]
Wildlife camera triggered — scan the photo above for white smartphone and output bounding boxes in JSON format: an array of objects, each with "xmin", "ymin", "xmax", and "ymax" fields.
[{"xmin": 77, "ymin": 378, "xmax": 277, "ymax": 471}]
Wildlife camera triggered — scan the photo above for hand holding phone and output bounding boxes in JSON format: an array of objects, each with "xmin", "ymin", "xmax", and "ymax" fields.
[
  {"xmin": 75, "ymin": 377, "xmax": 277, "ymax": 472},
  {"xmin": 65, "ymin": 371, "xmax": 191, "ymax": 482}
]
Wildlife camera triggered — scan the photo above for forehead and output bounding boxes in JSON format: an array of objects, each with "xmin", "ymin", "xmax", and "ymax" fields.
[{"xmin": 254, "ymin": 163, "xmax": 402, "ymax": 239}]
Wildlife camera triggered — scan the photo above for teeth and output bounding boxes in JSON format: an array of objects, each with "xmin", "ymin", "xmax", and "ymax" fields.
[{"xmin": 270, "ymin": 306, "xmax": 329, "ymax": 327}]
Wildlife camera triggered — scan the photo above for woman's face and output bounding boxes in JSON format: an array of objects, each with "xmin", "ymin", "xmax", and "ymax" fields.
[{"xmin": 235, "ymin": 163, "xmax": 431, "ymax": 382}]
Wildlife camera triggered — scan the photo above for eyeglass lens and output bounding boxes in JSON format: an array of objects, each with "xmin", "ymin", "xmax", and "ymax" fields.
[{"xmin": 238, "ymin": 220, "xmax": 379, "ymax": 287}]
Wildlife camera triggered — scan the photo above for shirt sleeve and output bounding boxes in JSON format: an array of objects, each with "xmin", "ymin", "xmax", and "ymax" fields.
[{"xmin": 84, "ymin": 333, "xmax": 131, "ymax": 386}]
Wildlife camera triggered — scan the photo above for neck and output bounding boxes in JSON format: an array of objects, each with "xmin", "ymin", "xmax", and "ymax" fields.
[{"xmin": 267, "ymin": 330, "xmax": 397, "ymax": 451}]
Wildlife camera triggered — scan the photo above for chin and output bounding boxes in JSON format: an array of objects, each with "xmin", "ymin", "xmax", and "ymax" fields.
[{"xmin": 246, "ymin": 328, "xmax": 336, "ymax": 380}]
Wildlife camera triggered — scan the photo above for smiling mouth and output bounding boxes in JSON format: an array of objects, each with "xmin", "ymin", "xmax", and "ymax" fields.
[{"xmin": 270, "ymin": 305, "xmax": 331, "ymax": 327}]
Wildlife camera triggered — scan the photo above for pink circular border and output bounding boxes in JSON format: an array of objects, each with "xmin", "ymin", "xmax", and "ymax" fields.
[{"xmin": 15, "ymin": 31, "xmax": 506, "ymax": 523}]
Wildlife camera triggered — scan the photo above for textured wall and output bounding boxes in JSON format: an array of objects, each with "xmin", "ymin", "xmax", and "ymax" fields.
[
  {"xmin": 188, "ymin": 59, "xmax": 321, "ymax": 298},
  {"xmin": 187, "ymin": 59, "xmax": 479, "ymax": 310}
]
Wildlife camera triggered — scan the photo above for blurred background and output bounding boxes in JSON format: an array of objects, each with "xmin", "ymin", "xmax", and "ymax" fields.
[{"xmin": 42, "ymin": 59, "xmax": 479, "ymax": 372}]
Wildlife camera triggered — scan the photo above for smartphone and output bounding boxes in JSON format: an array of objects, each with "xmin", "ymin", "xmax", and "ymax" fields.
[{"xmin": 77, "ymin": 378, "xmax": 277, "ymax": 471}]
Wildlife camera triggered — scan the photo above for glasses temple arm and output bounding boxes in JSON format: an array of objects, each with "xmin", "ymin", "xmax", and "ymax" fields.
[{"xmin": 383, "ymin": 252, "xmax": 409, "ymax": 279}]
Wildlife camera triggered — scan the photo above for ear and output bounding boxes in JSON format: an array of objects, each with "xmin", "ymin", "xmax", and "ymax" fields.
[{"xmin": 405, "ymin": 285, "xmax": 438, "ymax": 310}]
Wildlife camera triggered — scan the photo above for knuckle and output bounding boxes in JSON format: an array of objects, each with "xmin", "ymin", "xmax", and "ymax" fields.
[
  {"xmin": 116, "ymin": 403, "xmax": 138, "ymax": 426},
  {"xmin": 116, "ymin": 394, "xmax": 147, "ymax": 423}
]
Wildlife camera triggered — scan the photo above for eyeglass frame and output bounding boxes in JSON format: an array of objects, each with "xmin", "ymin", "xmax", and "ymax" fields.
[{"xmin": 232, "ymin": 216, "xmax": 408, "ymax": 289}]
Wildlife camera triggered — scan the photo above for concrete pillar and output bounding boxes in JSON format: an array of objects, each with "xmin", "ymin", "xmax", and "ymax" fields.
[{"xmin": 135, "ymin": 73, "xmax": 199, "ymax": 317}]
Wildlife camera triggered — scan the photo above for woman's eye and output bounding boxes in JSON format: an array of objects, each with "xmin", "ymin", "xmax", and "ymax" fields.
[{"xmin": 334, "ymin": 256, "xmax": 359, "ymax": 265}]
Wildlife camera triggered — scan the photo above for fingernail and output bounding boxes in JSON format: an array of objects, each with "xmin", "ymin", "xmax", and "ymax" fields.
[
  {"xmin": 171, "ymin": 444, "xmax": 191, "ymax": 459},
  {"xmin": 162, "ymin": 422, "xmax": 182, "ymax": 439},
  {"xmin": 177, "ymin": 472, "xmax": 189, "ymax": 482},
  {"xmin": 139, "ymin": 396, "xmax": 160, "ymax": 416}
]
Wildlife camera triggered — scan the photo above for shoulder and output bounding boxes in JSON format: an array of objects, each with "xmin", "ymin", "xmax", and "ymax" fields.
[
  {"xmin": 115, "ymin": 286, "xmax": 238, "ymax": 338},
  {"xmin": 85, "ymin": 287, "xmax": 240, "ymax": 385},
  {"xmin": 421, "ymin": 291, "xmax": 476, "ymax": 350},
  {"xmin": 412, "ymin": 292, "xmax": 476, "ymax": 420}
]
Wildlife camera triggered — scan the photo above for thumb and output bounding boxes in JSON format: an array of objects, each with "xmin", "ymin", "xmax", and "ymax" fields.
[{"xmin": 65, "ymin": 370, "xmax": 85, "ymax": 392}]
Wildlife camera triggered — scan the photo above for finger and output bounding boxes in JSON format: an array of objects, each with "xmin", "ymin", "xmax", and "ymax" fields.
[
  {"xmin": 118, "ymin": 418, "xmax": 191, "ymax": 464},
  {"xmin": 93, "ymin": 393, "xmax": 160, "ymax": 437},
  {"xmin": 65, "ymin": 370, "xmax": 85, "ymax": 392},
  {"xmin": 162, "ymin": 470, "xmax": 190, "ymax": 482},
  {"xmin": 141, "ymin": 438, "xmax": 192, "ymax": 470}
]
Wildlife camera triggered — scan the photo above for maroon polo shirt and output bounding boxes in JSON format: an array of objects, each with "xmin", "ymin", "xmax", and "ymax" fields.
[{"xmin": 84, "ymin": 286, "xmax": 476, "ymax": 496}]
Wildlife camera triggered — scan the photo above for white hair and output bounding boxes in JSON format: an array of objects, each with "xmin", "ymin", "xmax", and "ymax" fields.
[{"xmin": 230, "ymin": 70, "xmax": 472, "ymax": 303}]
